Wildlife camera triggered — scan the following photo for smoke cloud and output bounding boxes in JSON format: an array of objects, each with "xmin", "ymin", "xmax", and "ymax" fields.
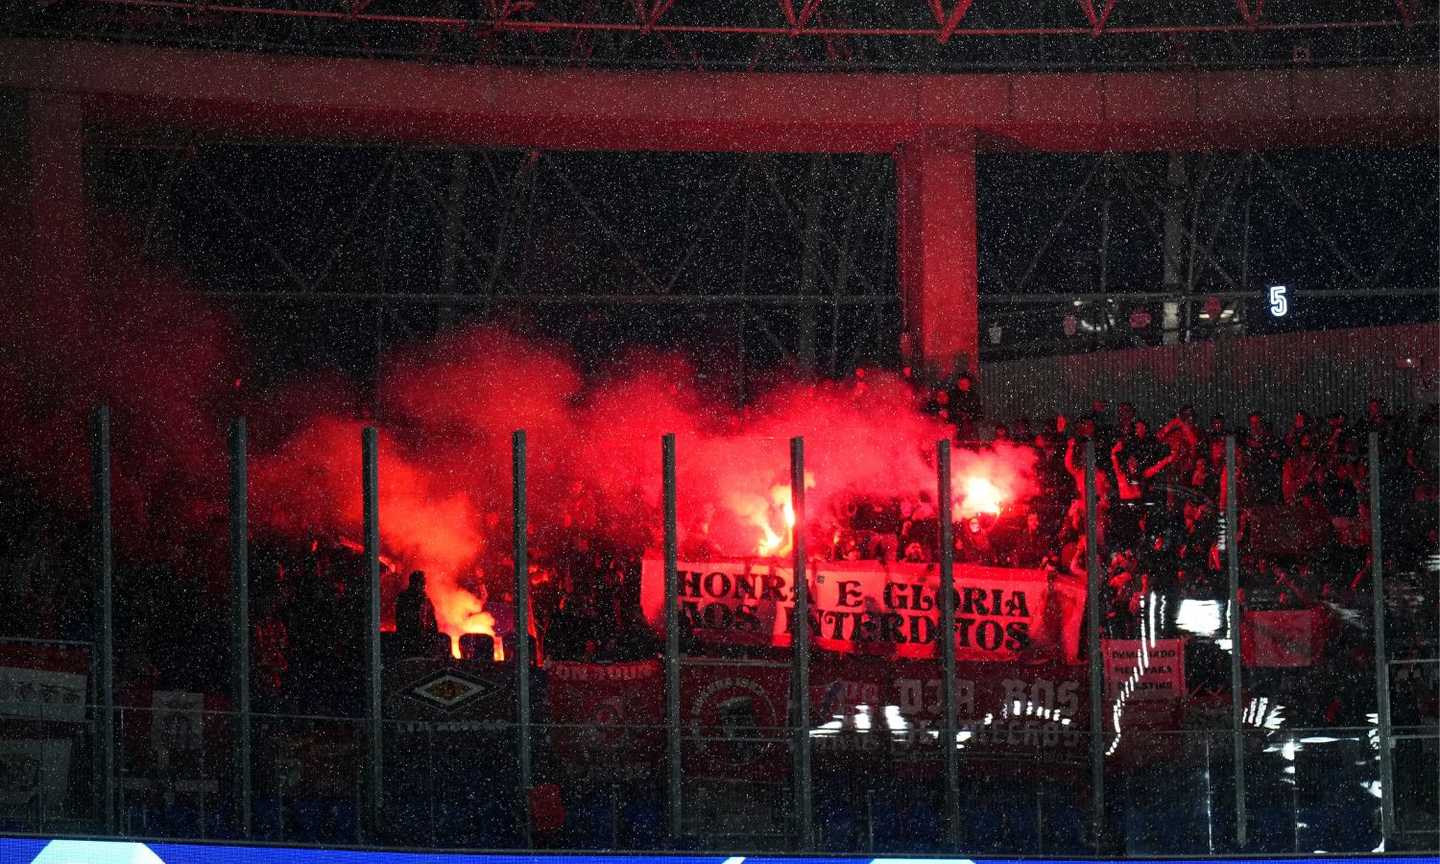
[{"xmin": 1, "ymin": 229, "xmax": 1036, "ymax": 654}]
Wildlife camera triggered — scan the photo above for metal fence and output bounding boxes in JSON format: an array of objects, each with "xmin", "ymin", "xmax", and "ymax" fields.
[
  {"xmin": 0, "ymin": 411, "xmax": 1435, "ymax": 856},
  {"xmin": 978, "ymin": 323, "xmax": 1439, "ymax": 427}
]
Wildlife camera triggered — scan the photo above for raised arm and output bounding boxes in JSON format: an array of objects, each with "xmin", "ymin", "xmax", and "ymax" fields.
[
  {"xmin": 1111, "ymin": 441, "xmax": 1139, "ymax": 498},
  {"xmin": 1142, "ymin": 450, "xmax": 1177, "ymax": 480}
]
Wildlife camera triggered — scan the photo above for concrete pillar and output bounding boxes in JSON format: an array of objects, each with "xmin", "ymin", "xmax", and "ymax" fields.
[
  {"xmin": 897, "ymin": 139, "xmax": 978, "ymax": 381},
  {"xmin": 29, "ymin": 95, "xmax": 88, "ymax": 299}
]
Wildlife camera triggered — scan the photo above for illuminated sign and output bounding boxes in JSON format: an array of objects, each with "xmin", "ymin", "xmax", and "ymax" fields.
[{"xmin": 1268, "ymin": 284, "xmax": 1289, "ymax": 317}]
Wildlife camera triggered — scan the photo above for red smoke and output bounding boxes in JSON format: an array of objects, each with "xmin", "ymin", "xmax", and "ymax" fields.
[
  {"xmin": 0, "ymin": 226, "xmax": 1038, "ymax": 655},
  {"xmin": 249, "ymin": 328, "xmax": 1039, "ymax": 655},
  {"xmin": 0, "ymin": 227, "xmax": 239, "ymax": 548}
]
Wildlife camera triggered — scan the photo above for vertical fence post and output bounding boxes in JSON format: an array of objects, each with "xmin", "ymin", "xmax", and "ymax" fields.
[
  {"xmin": 1205, "ymin": 734, "xmax": 1215, "ymax": 854},
  {"xmin": 662, "ymin": 434, "xmax": 683, "ymax": 843},
  {"xmin": 230, "ymin": 419, "xmax": 252, "ymax": 838},
  {"xmin": 92, "ymin": 405, "xmax": 115, "ymax": 835},
  {"xmin": 789, "ymin": 436, "xmax": 812, "ymax": 850},
  {"xmin": 1083, "ymin": 439, "xmax": 1104, "ymax": 851},
  {"xmin": 1367, "ymin": 431, "xmax": 1396, "ymax": 842},
  {"xmin": 1225, "ymin": 435, "xmax": 1247, "ymax": 849},
  {"xmin": 361, "ymin": 427, "xmax": 384, "ymax": 843},
  {"xmin": 512, "ymin": 430, "xmax": 534, "ymax": 847},
  {"xmin": 865, "ymin": 788, "xmax": 875, "ymax": 852},
  {"xmin": 936, "ymin": 440, "xmax": 960, "ymax": 850}
]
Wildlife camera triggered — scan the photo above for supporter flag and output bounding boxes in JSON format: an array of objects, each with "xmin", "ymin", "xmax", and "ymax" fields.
[
  {"xmin": 1102, "ymin": 638, "xmax": 1186, "ymax": 728},
  {"xmin": 544, "ymin": 659, "xmax": 663, "ymax": 779},
  {"xmin": 808, "ymin": 656, "xmax": 1086, "ymax": 769},
  {"xmin": 0, "ymin": 643, "xmax": 89, "ymax": 724},
  {"xmin": 529, "ymin": 783, "xmax": 566, "ymax": 833},
  {"xmin": 1245, "ymin": 505, "xmax": 1333, "ymax": 557},
  {"xmin": 641, "ymin": 558, "xmax": 1086, "ymax": 664},
  {"xmin": 680, "ymin": 661, "xmax": 790, "ymax": 782},
  {"xmin": 1240, "ymin": 608, "xmax": 1326, "ymax": 667}
]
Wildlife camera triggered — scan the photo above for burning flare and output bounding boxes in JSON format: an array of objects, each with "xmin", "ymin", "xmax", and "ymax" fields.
[
  {"xmin": 435, "ymin": 583, "xmax": 504, "ymax": 661},
  {"xmin": 753, "ymin": 485, "xmax": 797, "ymax": 557},
  {"xmin": 961, "ymin": 475, "xmax": 1005, "ymax": 516},
  {"xmin": 730, "ymin": 474, "xmax": 812, "ymax": 558}
]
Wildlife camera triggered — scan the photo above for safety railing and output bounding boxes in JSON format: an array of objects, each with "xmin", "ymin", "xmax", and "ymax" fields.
[{"xmin": 0, "ymin": 412, "xmax": 1434, "ymax": 855}]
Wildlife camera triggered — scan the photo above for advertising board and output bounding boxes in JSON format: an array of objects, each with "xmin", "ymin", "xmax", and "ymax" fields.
[{"xmin": 0, "ymin": 837, "xmax": 1432, "ymax": 864}]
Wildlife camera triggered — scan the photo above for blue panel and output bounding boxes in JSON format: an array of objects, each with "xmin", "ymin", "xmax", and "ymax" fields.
[{"xmin": 2, "ymin": 838, "xmax": 1437, "ymax": 864}]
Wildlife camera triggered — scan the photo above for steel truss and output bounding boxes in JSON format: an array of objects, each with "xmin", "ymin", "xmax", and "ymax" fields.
[
  {"xmin": 91, "ymin": 136, "xmax": 1436, "ymax": 377},
  {"xmin": 12, "ymin": 0, "xmax": 1436, "ymax": 72},
  {"xmin": 975, "ymin": 148, "xmax": 1439, "ymax": 360},
  {"xmin": 92, "ymin": 141, "xmax": 902, "ymax": 380}
]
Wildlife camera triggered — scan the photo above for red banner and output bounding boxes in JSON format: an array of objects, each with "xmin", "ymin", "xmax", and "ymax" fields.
[
  {"xmin": 1241, "ymin": 608, "xmax": 1328, "ymax": 667},
  {"xmin": 808, "ymin": 657, "xmax": 1087, "ymax": 768},
  {"xmin": 544, "ymin": 659, "xmax": 663, "ymax": 779},
  {"xmin": 527, "ymin": 655, "xmax": 1095, "ymax": 783},
  {"xmin": 680, "ymin": 661, "xmax": 790, "ymax": 782},
  {"xmin": 641, "ymin": 558, "xmax": 1086, "ymax": 663}
]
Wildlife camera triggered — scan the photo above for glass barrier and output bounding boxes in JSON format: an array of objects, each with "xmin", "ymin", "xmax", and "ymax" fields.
[
  {"xmin": 0, "ymin": 432, "xmax": 1434, "ymax": 855},
  {"xmin": 1113, "ymin": 729, "xmax": 1233, "ymax": 855},
  {"xmin": 383, "ymin": 716, "xmax": 519, "ymax": 849},
  {"xmin": 1379, "ymin": 417, "xmax": 1440, "ymax": 852},
  {"xmin": 117, "ymin": 705, "xmax": 240, "ymax": 841},
  {"xmin": 5, "ymin": 708, "xmax": 1425, "ymax": 853},
  {"xmin": 664, "ymin": 436, "xmax": 796, "ymax": 852},
  {"xmin": 251, "ymin": 714, "xmax": 363, "ymax": 844},
  {"xmin": 0, "ymin": 679, "xmax": 99, "ymax": 837}
]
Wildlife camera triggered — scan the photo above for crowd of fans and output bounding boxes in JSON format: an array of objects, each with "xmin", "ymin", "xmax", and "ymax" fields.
[
  {"xmin": 478, "ymin": 379, "xmax": 1439, "ymax": 676},
  {"xmin": 912, "ymin": 381, "xmax": 1438, "ymax": 635},
  {"xmin": 3, "ymin": 381, "xmax": 1435, "ymax": 696},
  {"xmin": 0, "ymin": 377, "xmax": 1435, "ymax": 851}
]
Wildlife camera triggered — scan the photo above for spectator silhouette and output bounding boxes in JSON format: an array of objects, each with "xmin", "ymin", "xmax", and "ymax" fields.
[
  {"xmin": 952, "ymin": 373, "xmax": 982, "ymax": 439},
  {"xmin": 396, "ymin": 570, "xmax": 439, "ymax": 657}
]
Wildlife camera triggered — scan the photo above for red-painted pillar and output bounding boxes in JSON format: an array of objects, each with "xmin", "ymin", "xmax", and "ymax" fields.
[
  {"xmin": 30, "ymin": 95, "xmax": 88, "ymax": 299},
  {"xmin": 897, "ymin": 139, "xmax": 979, "ymax": 381}
]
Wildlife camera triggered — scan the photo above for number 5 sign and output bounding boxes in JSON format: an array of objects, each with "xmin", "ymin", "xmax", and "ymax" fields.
[{"xmin": 1268, "ymin": 284, "xmax": 1289, "ymax": 317}]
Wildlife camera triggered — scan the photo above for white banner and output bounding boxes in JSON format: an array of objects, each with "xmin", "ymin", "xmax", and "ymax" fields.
[
  {"xmin": 642, "ymin": 558, "xmax": 1086, "ymax": 663},
  {"xmin": 0, "ymin": 739, "xmax": 72, "ymax": 815},
  {"xmin": 0, "ymin": 667, "xmax": 87, "ymax": 723},
  {"xmin": 1103, "ymin": 639, "xmax": 1185, "ymax": 701},
  {"xmin": 150, "ymin": 691, "xmax": 206, "ymax": 776},
  {"xmin": 1103, "ymin": 638, "xmax": 1186, "ymax": 729}
]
